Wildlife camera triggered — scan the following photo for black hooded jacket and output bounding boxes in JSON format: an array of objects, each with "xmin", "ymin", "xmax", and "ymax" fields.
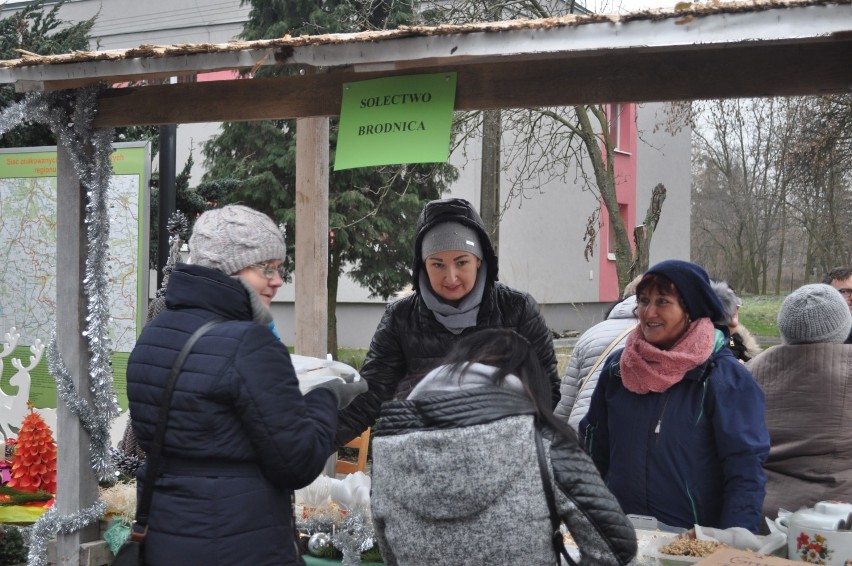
[{"xmin": 335, "ymin": 198, "xmax": 559, "ymax": 445}]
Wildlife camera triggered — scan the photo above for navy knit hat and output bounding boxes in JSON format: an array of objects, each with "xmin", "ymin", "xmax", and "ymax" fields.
[{"xmin": 643, "ymin": 260, "xmax": 724, "ymax": 322}]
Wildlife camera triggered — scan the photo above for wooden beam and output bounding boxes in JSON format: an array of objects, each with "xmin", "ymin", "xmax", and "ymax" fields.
[{"xmin": 92, "ymin": 40, "xmax": 852, "ymax": 127}]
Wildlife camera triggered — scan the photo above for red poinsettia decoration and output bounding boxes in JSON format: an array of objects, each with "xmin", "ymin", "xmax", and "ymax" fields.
[{"xmin": 7, "ymin": 404, "xmax": 57, "ymax": 494}]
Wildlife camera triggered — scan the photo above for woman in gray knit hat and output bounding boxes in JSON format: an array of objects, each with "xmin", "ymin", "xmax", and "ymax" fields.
[
  {"xmin": 126, "ymin": 204, "xmax": 366, "ymax": 566},
  {"xmin": 335, "ymin": 197, "xmax": 558, "ymax": 447},
  {"xmin": 746, "ymin": 283, "xmax": 852, "ymax": 530}
]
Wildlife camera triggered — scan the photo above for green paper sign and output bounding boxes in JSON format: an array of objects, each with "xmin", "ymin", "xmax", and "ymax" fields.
[{"xmin": 334, "ymin": 73, "xmax": 457, "ymax": 171}]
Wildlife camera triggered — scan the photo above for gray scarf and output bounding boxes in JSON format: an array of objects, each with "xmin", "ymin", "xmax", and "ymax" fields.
[{"xmin": 418, "ymin": 261, "xmax": 487, "ymax": 335}]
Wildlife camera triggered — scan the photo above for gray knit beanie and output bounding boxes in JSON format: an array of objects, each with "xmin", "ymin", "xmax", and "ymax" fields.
[
  {"xmin": 421, "ymin": 221, "xmax": 482, "ymax": 260},
  {"xmin": 188, "ymin": 205, "xmax": 286, "ymax": 275},
  {"xmin": 777, "ymin": 283, "xmax": 852, "ymax": 345}
]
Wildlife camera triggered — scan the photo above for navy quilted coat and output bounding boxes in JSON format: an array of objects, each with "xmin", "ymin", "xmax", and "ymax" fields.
[
  {"xmin": 579, "ymin": 346, "xmax": 769, "ymax": 533},
  {"xmin": 127, "ymin": 264, "xmax": 338, "ymax": 565}
]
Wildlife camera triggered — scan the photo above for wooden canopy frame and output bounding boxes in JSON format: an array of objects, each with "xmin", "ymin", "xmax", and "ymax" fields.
[{"xmin": 0, "ymin": 1, "xmax": 849, "ymax": 563}]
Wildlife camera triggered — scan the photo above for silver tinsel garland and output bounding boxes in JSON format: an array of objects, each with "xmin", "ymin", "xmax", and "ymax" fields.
[
  {"xmin": 332, "ymin": 510, "xmax": 375, "ymax": 566},
  {"xmin": 28, "ymin": 501, "xmax": 108, "ymax": 566},
  {"xmin": 0, "ymin": 87, "xmax": 119, "ymax": 564}
]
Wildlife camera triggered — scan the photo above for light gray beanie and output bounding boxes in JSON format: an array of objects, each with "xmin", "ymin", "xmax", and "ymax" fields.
[
  {"xmin": 777, "ymin": 283, "xmax": 852, "ymax": 345},
  {"xmin": 188, "ymin": 205, "xmax": 286, "ymax": 275},
  {"xmin": 421, "ymin": 221, "xmax": 482, "ymax": 260}
]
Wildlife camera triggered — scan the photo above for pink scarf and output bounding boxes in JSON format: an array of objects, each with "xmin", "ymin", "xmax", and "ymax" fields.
[{"xmin": 620, "ymin": 318, "xmax": 715, "ymax": 394}]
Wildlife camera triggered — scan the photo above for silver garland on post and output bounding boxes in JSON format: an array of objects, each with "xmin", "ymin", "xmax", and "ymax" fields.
[
  {"xmin": 28, "ymin": 501, "xmax": 108, "ymax": 566},
  {"xmin": 0, "ymin": 86, "xmax": 119, "ymax": 565}
]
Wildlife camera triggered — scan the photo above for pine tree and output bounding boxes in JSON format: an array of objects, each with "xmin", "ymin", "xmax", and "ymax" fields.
[
  {"xmin": 0, "ymin": 0, "xmax": 94, "ymax": 148},
  {"xmin": 203, "ymin": 0, "xmax": 457, "ymax": 355}
]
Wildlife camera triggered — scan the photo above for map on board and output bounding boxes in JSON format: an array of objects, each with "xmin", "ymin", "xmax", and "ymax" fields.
[
  {"xmin": 0, "ymin": 174, "xmax": 140, "ymax": 351},
  {"xmin": 0, "ymin": 144, "xmax": 149, "ymax": 409}
]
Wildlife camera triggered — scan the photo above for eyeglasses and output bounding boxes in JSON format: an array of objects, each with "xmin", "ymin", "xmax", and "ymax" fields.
[
  {"xmin": 249, "ymin": 262, "xmax": 286, "ymax": 280},
  {"xmin": 838, "ymin": 288, "xmax": 852, "ymax": 298}
]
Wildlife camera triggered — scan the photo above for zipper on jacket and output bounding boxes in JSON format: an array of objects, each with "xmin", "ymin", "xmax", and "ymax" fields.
[{"xmin": 654, "ymin": 391, "xmax": 672, "ymax": 438}]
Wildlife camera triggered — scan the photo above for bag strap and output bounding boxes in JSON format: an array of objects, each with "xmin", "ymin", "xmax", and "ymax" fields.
[
  {"xmin": 534, "ymin": 428, "xmax": 578, "ymax": 566},
  {"xmin": 574, "ymin": 323, "xmax": 637, "ymax": 401},
  {"xmin": 130, "ymin": 320, "xmax": 220, "ymax": 541}
]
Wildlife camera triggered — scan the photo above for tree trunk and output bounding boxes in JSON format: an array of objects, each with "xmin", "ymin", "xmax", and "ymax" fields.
[
  {"xmin": 480, "ymin": 109, "xmax": 501, "ymax": 254},
  {"xmin": 631, "ymin": 183, "xmax": 667, "ymax": 281},
  {"xmin": 574, "ymin": 104, "xmax": 633, "ymax": 292},
  {"xmin": 327, "ymin": 245, "xmax": 341, "ymax": 360},
  {"xmin": 774, "ymin": 186, "xmax": 788, "ymax": 295}
]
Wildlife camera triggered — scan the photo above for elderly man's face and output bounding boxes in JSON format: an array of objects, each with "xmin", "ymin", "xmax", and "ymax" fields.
[{"xmin": 829, "ymin": 275, "xmax": 852, "ymax": 313}]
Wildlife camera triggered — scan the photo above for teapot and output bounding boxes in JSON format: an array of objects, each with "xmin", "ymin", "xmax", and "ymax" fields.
[{"xmin": 775, "ymin": 501, "xmax": 852, "ymax": 565}]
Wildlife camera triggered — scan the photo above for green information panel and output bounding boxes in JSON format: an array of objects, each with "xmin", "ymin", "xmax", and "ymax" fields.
[
  {"xmin": 334, "ymin": 73, "xmax": 457, "ymax": 170},
  {"xmin": 0, "ymin": 143, "xmax": 149, "ymax": 411}
]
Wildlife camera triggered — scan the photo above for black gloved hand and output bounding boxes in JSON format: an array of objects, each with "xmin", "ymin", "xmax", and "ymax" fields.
[{"xmin": 312, "ymin": 377, "xmax": 369, "ymax": 409}]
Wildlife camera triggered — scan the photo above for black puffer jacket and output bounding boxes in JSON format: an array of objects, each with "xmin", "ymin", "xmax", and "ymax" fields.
[
  {"xmin": 127, "ymin": 264, "xmax": 338, "ymax": 565},
  {"xmin": 335, "ymin": 198, "xmax": 558, "ymax": 445},
  {"xmin": 371, "ymin": 386, "xmax": 638, "ymax": 565}
]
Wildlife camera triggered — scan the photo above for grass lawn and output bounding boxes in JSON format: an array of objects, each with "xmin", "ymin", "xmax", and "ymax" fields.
[{"xmin": 739, "ymin": 295, "xmax": 784, "ymax": 337}]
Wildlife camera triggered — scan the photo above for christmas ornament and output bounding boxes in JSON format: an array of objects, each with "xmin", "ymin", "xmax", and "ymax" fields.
[
  {"xmin": 7, "ymin": 405, "xmax": 57, "ymax": 493},
  {"xmin": 308, "ymin": 532, "xmax": 332, "ymax": 556}
]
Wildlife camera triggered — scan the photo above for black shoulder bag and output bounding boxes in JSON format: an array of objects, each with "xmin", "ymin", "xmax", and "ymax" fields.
[
  {"xmin": 112, "ymin": 320, "xmax": 220, "ymax": 566},
  {"xmin": 535, "ymin": 428, "xmax": 579, "ymax": 566}
]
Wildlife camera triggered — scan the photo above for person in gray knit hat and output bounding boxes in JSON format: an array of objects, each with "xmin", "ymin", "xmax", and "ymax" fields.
[
  {"xmin": 189, "ymin": 204, "xmax": 287, "ymax": 281},
  {"xmin": 776, "ymin": 283, "xmax": 852, "ymax": 344},
  {"xmin": 335, "ymin": 197, "xmax": 559, "ymax": 448},
  {"xmin": 746, "ymin": 283, "xmax": 852, "ymax": 530},
  {"xmin": 126, "ymin": 204, "xmax": 366, "ymax": 566}
]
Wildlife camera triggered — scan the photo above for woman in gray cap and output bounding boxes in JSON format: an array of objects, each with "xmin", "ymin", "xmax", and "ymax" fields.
[
  {"xmin": 127, "ymin": 204, "xmax": 367, "ymax": 566},
  {"xmin": 335, "ymin": 197, "xmax": 558, "ymax": 447},
  {"xmin": 746, "ymin": 283, "xmax": 852, "ymax": 529}
]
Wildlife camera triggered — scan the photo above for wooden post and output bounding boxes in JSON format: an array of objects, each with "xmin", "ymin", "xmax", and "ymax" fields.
[
  {"xmin": 55, "ymin": 143, "xmax": 99, "ymax": 564},
  {"xmin": 294, "ymin": 116, "xmax": 329, "ymax": 358},
  {"xmin": 295, "ymin": 115, "xmax": 334, "ymax": 477}
]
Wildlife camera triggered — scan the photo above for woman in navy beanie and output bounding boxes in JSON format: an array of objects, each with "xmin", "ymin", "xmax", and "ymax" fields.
[{"xmin": 579, "ymin": 259, "xmax": 770, "ymax": 533}]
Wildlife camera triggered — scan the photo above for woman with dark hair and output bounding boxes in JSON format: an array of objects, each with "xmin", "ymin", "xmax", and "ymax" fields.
[
  {"xmin": 370, "ymin": 328, "xmax": 637, "ymax": 566},
  {"xmin": 579, "ymin": 260, "xmax": 770, "ymax": 534}
]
